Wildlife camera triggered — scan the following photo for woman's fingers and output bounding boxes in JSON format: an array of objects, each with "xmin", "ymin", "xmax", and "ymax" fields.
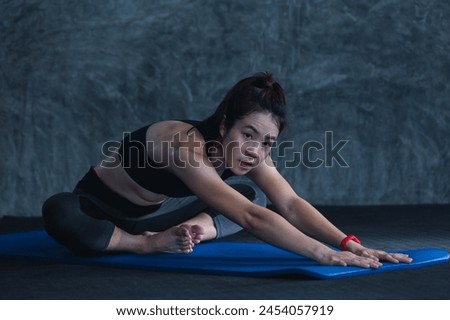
[
  {"xmin": 330, "ymin": 252, "xmax": 382, "ymax": 269},
  {"xmin": 324, "ymin": 249, "xmax": 412, "ymax": 268},
  {"xmin": 376, "ymin": 251, "xmax": 400, "ymax": 263},
  {"xmin": 389, "ymin": 253, "xmax": 413, "ymax": 263},
  {"xmin": 370, "ymin": 250, "xmax": 413, "ymax": 264},
  {"xmin": 352, "ymin": 256, "xmax": 382, "ymax": 269},
  {"xmin": 359, "ymin": 249, "xmax": 380, "ymax": 261},
  {"xmin": 329, "ymin": 255, "xmax": 347, "ymax": 267},
  {"xmin": 358, "ymin": 248, "xmax": 413, "ymax": 264}
]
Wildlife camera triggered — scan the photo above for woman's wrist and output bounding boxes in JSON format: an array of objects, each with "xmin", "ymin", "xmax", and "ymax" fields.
[
  {"xmin": 339, "ymin": 234, "xmax": 361, "ymax": 251},
  {"xmin": 311, "ymin": 244, "xmax": 337, "ymax": 263}
]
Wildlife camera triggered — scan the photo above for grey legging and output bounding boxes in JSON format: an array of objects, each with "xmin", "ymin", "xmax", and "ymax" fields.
[{"xmin": 42, "ymin": 172, "xmax": 266, "ymax": 255}]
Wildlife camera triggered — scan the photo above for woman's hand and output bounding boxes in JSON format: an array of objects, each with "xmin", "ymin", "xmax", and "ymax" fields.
[
  {"xmin": 345, "ymin": 241, "xmax": 413, "ymax": 265},
  {"xmin": 317, "ymin": 246, "xmax": 413, "ymax": 268},
  {"xmin": 317, "ymin": 250, "xmax": 384, "ymax": 268},
  {"xmin": 351, "ymin": 246, "xmax": 413, "ymax": 264}
]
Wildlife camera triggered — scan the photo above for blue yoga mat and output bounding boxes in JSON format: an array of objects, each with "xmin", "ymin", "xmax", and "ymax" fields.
[{"xmin": 0, "ymin": 230, "xmax": 448, "ymax": 279}]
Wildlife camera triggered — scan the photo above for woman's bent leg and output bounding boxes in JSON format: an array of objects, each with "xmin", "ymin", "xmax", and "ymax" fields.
[
  {"xmin": 42, "ymin": 192, "xmax": 204, "ymax": 254},
  {"xmin": 42, "ymin": 192, "xmax": 115, "ymax": 255},
  {"xmin": 42, "ymin": 177, "xmax": 266, "ymax": 255}
]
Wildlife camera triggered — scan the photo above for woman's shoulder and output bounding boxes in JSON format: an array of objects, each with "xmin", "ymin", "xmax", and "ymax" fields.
[
  {"xmin": 147, "ymin": 120, "xmax": 205, "ymax": 142},
  {"xmin": 149, "ymin": 119, "xmax": 196, "ymax": 131}
]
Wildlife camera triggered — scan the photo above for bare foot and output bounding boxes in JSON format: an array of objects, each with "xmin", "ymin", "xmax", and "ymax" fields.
[
  {"xmin": 189, "ymin": 224, "xmax": 205, "ymax": 244},
  {"xmin": 139, "ymin": 224, "xmax": 204, "ymax": 254}
]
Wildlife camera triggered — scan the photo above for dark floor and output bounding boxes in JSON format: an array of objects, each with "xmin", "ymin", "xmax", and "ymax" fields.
[{"xmin": 1, "ymin": 204, "xmax": 449, "ymax": 300}]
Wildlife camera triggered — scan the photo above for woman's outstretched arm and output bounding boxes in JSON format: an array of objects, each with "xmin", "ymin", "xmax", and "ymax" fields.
[
  {"xmin": 247, "ymin": 157, "xmax": 412, "ymax": 264},
  {"xmin": 170, "ymin": 148, "xmax": 391, "ymax": 267}
]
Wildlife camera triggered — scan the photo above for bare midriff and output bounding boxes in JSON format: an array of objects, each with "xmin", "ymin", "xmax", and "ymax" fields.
[{"xmin": 94, "ymin": 162, "xmax": 168, "ymax": 206}]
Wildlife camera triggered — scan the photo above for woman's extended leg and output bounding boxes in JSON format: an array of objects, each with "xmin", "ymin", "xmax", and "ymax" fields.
[
  {"xmin": 117, "ymin": 176, "xmax": 267, "ymax": 249},
  {"xmin": 205, "ymin": 176, "xmax": 267, "ymax": 239},
  {"xmin": 107, "ymin": 208, "xmax": 220, "ymax": 253}
]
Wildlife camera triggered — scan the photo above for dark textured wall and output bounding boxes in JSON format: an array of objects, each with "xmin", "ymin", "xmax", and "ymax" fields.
[{"xmin": 1, "ymin": 0, "xmax": 449, "ymax": 216}]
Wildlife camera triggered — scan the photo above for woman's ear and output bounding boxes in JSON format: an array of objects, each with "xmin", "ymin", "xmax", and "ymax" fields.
[{"xmin": 219, "ymin": 116, "xmax": 227, "ymax": 138}]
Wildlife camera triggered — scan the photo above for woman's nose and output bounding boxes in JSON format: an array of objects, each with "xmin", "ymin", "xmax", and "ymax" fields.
[{"xmin": 244, "ymin": 144, "xmax": 259, "ymax": 159}]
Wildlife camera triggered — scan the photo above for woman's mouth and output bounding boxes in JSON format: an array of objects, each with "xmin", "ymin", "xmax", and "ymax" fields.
[{"xmin": 239, "ymin": 160, "xmax": 254, "ymax": 169}]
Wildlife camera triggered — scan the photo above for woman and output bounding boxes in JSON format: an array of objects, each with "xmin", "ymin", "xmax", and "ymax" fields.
[{"xmin": 42, "ymin": 72, "xmax": 412, "ymax": 267}]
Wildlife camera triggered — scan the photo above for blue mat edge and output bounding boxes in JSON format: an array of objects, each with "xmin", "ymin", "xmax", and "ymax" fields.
[{"xmin": 0, "ymin": 230, "xmax": 448, "ymax": 280}]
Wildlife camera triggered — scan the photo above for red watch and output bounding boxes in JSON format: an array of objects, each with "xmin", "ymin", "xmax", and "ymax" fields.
[{"xmin": 339, "ymin": 234, "xmax": 361, "ymax": 251}]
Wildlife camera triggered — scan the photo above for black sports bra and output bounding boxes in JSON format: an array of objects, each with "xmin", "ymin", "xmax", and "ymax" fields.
[{"xmin": 118, "ymin": 120, "xmax": 233, "ymax": 197}]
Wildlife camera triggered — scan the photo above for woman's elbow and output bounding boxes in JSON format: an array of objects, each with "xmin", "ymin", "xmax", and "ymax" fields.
[{"xmin": 238, "ymin": 205, "xmax": 266, "ymax": 232}]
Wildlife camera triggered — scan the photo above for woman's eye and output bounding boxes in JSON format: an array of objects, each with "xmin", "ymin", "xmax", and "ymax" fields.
[{"xmin": 243, "ymin": 133, "xmax": 252, "ymax": 139}]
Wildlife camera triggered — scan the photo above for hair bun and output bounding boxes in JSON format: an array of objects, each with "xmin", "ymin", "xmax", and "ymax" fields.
[{"xmin": 254, "ymin": 72, "xmax": 276, "ymax": 89}]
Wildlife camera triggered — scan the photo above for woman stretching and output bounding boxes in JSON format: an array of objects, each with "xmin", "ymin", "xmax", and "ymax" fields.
[{"xmin": 42, "ymin": 72, "xmax": 412, "ymax": 268}]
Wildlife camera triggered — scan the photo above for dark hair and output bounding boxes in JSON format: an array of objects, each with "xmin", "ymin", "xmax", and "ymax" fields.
[{"xmin": 198, "ymin": 72, "xmax": 287, "ymax": 142}]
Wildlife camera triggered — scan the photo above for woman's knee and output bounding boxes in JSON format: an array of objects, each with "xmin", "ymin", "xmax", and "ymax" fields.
[
  {"xmin": 207, "ymin": 178, "xmax": 267, "ymax": 239},
  {"xmin": 42, "ymin": 193, "xmax": 114, "ymax": 255},
  {"xmin": 42, "ymin": 193, "xmax": 77, "ymax": 230},
  {"xmin": 228, "ymin": 179, "xmax": 267, "ymax": 208}
]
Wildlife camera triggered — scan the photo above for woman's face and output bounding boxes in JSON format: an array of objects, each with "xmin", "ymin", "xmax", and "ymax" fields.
[{"xmin": 219, "ymin": 111, "xmax": 279, "ymax": 175}]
